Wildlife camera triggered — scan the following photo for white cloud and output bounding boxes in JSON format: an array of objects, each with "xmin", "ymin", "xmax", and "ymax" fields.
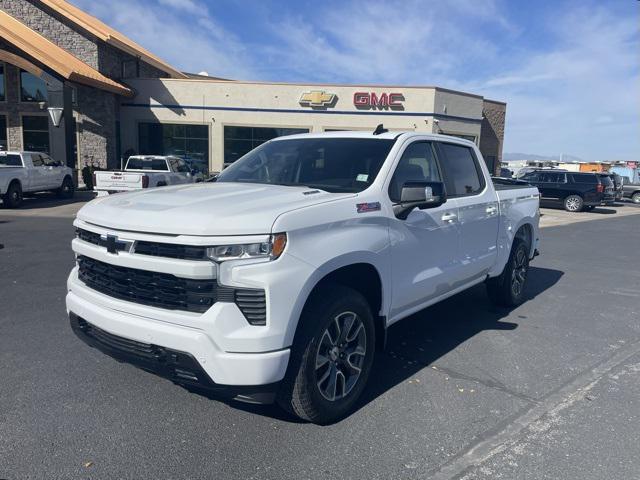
[
  {"xmin": 71, "ymin": 0, "xmax": 256, "ymax": 79},
  {"xmin": 156, "ymin": 0, "xmax": 200, "ymax": 14},
  {"xmin": 473, "ymin": 6, "xmax": 640, "ymax": 160}
]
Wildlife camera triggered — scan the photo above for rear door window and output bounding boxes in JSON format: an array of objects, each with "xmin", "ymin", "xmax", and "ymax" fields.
[
  {"xmin": 570, "ymin": 174, "xmax": 597, "ymax": 184},
  {"xmin": 436, "ymin": 143, "xmax": 484, "ymax": 196},
  {"xmin": 542, "ymin": 172, "xmax": 566, "ymax": 183}
]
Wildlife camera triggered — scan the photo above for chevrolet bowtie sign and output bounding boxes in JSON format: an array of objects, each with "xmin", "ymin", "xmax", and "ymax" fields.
[{"xmin": 299, "ymin": 90, "xmax": 336, "ymax": 107}]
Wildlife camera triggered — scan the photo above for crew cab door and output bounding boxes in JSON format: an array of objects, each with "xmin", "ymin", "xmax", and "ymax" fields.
[
  {"xmin": 26, "ymin": 153, "xmax": 48, "ymax": 190},
  {"xmin": 387, "ymin": 141, "xmax": 461, "ymax": 320},
  {"xmin": 41, "ymin": 154, "xmax": 65, "ymax": 188},
  {"xmin": 436, "ymin": 142, "xmax": 499, "ymax": 280}
]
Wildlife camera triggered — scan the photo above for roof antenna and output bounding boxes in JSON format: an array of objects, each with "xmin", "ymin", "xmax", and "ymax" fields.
[{"xmin": 373, "ymin": 124, "xmax": 388, "ymax": 135}]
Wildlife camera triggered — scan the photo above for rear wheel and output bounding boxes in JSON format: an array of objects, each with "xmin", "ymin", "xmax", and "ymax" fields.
[
  {"xmin": 564, "ymin": 194, "xmax": 583, "ymax": 212},
  {"xmin": 56, "ymin": 176, "xmax": 75, "ymax": 199},
  {"xmin": 632, "ymin": 192, "xmax": 640, "ymax": 204},
  {"xmin": 487, "ymin": 238, "xmax": 530, "ymax": 307},
  {"xmin": 277, "ymin": 285, "xmax": 375, "ymax": 424},
  {"xmin": 3, "ymin": 181, "xmax": 22, "ymax": 208}
]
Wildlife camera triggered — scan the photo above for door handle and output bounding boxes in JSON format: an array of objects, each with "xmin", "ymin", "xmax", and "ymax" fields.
[
  {"xmin": 486, "ymin": 206, "xmax": 498, "ymax": 215},
  {"xmin": 441, "ymin": 212, "xmax": 457, "ymax": 223}
]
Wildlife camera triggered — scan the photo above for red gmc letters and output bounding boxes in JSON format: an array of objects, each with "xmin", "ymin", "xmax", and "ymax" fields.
[{"xmin": 353, "ymin": 92, "xmax": 404, "ymax": 109}]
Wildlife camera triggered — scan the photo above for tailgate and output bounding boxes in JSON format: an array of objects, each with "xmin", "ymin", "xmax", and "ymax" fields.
[{"xmin": 95, "ymin": 171, "xmax": 143, "ymax": 191}]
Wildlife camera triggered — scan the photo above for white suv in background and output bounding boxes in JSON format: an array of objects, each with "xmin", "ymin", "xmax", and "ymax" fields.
[{"xmin": 0, "ymin": 151, "xmax": 75, "ymax": 208}]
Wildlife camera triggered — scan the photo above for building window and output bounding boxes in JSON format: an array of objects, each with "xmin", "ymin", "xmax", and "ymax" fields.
[
  {"xmin": 22, "ymin": 116, "xmax": 50, "ymax": 153},
  {"xmin": 20, "ymin": 70, "xmax": 48, "ymax": 102},
  {"xmin": 0, "ymin": 115, "xmax": 7, "ymax": 151},
  {"xmin": 0, "ymin": 64, "xmax": 5, "ymax": 101},
  {"xmin": 138, "ymin": 123, "xmax": 209, "ymax": 175},
  {"xmin": 224, "ymin": 126, "xmax": 309, "ymax": 165}
]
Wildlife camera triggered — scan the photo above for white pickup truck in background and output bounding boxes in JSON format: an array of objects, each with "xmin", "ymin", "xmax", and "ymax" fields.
[
  {"xmin": 0, "ymin": 151, "xmax": 75, "ymax": 208},
  {"xmin": 94, "ymin": 155, "xmax": 199, "ymax": 195},
  {"xmin": 67, "ymin": 130, "xmax": 540, "ymax": 424}
]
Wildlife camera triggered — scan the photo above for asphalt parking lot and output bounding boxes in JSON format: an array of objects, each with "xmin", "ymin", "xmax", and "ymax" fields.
[{"xmin": 1, "ymin": 197, "xmax": 640, "ymax": 479}]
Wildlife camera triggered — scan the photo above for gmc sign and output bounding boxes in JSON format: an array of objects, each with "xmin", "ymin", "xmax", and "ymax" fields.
[{"xmin": 353, "ymin": 92, "xmax": 404, "ymax": 110}]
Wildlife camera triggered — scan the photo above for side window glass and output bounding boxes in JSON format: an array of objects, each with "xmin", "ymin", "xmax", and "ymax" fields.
[
  {"xmin": 31, "ymin": 154, "xmax": 44, "ymax": 167},
  {"xmin": 523, "ymin": 172, "xmax": 540, "ymax": 182},
  {"xmin": 388, "ymin": 142, "xmax": 441, "ymax": 202},
  {"xmin": 438, "ymin": 143, "xmax": 484, "ymax": 196}
]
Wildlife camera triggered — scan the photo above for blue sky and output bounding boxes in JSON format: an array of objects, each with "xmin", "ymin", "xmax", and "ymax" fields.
[{"xmin": 74, "ymin": 0, "xmax": 639, "ymax": 161}]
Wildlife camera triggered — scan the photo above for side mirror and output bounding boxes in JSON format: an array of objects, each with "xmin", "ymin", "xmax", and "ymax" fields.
[{"xmin": 394, "ymin": 181, "xmax": 446, "ymax": 220}]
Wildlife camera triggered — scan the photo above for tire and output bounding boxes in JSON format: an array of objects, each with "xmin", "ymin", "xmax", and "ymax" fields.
[
  {"xmin": 277, "ymin": 285, "xmax": 376, "ymax": 424},
  {"xmin": 487, "ymin": 238, "xmax": 530, "ymax": 307},
  {"xmin": 563, "ymin": 194, "xmax": 583, "ymax": 212},
  {"xmin": 3, "ymin": 181, "xmax": 23, "ymax": 208},
  {"xmin": 56, "ymin": 176, "xmax": 75, "ymax": 199},
  {"xmin": 632, "ymin": 192, "xmax": 640, "ymax": 204}
]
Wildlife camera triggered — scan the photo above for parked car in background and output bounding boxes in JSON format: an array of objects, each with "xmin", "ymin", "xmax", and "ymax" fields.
[
  {"xmin": 0, "ymin": 151, "xmax": 74, "ymax": 208},
  {"xmin": 601, "ymin": 172, "xmax": 623, "ymax": 201},
  {"xmin": 499, "ymin": 167, "xmax": 513, "ymax": 178},
  {"xmin": 93, "ymin": 155, "xmax": 198, "ymax": 195},
  {"xmin": 520, "ymin": 170, "xmax": 614, "ymax": 212},
  {"xmin": 621, "ymin": 177, "xmax": 640, "ymax": 204},
  {"xmin": 67, "ymin": 131, "xmax": 540, "ymax": 423}
]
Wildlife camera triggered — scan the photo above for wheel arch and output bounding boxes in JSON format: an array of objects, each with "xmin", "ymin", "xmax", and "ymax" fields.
[{"xmin": 290, "ymin": 259, "xmax": 388, "ymax": 352}]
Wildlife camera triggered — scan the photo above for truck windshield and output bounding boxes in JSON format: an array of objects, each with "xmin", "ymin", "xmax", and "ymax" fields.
[
  {"xmin": 0, "ymin": 153, "xmax": 23, "ymax": 167},
  {"xmin": 216, "ymin": 138, "xmax": 395, "ymax": 193}
]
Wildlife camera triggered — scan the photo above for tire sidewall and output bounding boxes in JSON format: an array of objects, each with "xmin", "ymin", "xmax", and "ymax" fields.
[
  {"xmin": 507, "ymin": 240, "xmax": 529, "ymax": 304},
  {"xmin": 632, "ymin": 193, "xmax": 640, "ymax": 204},
  {"xmin": 564, "ymin": 195, "xmax": 583, "ymax": 212},
  {"xmin": 5, "ymin": 182, "xmax": 22, "ymax": 208},
  {"xmin": 288, "ymin": 287, "xmax": 376, "ymax": 422}
]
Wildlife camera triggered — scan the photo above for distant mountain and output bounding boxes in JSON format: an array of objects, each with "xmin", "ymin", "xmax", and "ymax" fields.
[{"xmin": 503, "ymin": 152, "xmax": 584, "ymax": 163}]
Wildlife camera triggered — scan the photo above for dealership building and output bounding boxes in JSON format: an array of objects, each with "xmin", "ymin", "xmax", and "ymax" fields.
[{"xmin": 0, "ymin": 0, "xmax": 506, "ymax": 178}]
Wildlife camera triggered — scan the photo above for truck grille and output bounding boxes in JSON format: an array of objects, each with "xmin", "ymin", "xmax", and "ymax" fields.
[
  {"xmin": 76, "ymin": 255, "xmax": 266, "ymax": 324},
  {"xmin": 76, "ymin": 228, "xmax": 208, "ymax": 260},
  {"xmin": 135, "ymin": 241, "xmax": 207, "ymax": 260}
]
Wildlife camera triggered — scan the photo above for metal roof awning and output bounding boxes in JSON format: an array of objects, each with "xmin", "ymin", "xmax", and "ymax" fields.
[
  {"xmin": 39, "ymin": 0, "xmax": 187, "ymax": 79},
  {"xmin": 0, "ymin": 10, "xmax": 133, "ymax": 97}
]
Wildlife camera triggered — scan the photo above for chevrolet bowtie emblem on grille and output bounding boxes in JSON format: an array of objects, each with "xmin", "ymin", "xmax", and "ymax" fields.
[
  {"xmin": 100, "ymin": 234, "xmax": 129, "ymax": 254},
  {"xmin": 299, "ymin": 90, "xmax": 336, "ymax": 107}
]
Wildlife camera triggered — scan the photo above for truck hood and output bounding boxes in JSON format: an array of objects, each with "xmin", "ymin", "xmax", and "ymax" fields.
[{"xmin": 77, "ymin": 182, "xmax": 354, "ymax": 236}]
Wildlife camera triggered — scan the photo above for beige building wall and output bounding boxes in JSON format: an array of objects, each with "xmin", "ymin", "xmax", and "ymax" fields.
[{"xmin": 120, "ymin": 78, "xmax": 488, "ymax": 173}]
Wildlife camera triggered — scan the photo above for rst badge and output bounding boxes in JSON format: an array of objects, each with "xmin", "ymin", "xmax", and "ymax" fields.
[{"xmin": 356, "ymin": 202, "xmax": 381, "ymax": 213}]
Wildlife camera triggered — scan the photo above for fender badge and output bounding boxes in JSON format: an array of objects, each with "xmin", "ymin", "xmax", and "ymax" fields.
[{"xmin": 356, "ymin": 202, "xmax": 381, "ymax": 213}]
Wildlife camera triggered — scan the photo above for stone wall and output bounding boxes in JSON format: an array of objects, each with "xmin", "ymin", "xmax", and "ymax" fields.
[
  {"xmin": 479, "ymin": 100, "xmax": 507, "ymax": 175},
  {"xmin": 74, "ymin": 84, "xmax": 118, "ymax": 169},
  {"xmin": 0, "ymin": 0, "xmax": 99, "ymax": 68}
]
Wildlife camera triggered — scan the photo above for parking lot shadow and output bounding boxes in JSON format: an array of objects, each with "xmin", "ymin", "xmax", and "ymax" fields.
[
  {"xmin": 206, "ymin": 266, "xmax": 564, "ymax": 422},
  {"xmin": 2, "ymin": 190, "xmax": 95, "ymax": 210}
]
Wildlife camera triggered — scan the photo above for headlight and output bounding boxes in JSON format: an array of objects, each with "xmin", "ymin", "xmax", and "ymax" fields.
[{"xmin": 206, "ymin": 233, "xmax": 287, "ymax": 262}]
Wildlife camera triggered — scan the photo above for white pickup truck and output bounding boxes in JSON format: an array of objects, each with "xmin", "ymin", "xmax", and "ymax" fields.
[
  {"xmin": 94, "ymin": 155, "xmax": 198, "ymax": 195},
  {"xmin": 1, "ymin": 151, "xmax": 75, "ymax": 208},
  {"xmin": 67, "ymin": 131, "xmax": 540, "ymax": 423}
]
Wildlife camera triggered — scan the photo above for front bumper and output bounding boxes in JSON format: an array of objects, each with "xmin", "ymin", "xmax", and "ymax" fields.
[
  {"xmin": 69, "ymin": 313, "xmax": 280, "ymax": 404},
  {"xmin": 66, "ymin": 284, "xmax": 290, "ymax": 388}
]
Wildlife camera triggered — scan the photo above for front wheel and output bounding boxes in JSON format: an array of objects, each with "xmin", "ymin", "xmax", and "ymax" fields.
[
  {"xmin": 487, "ymin": 238, "xmax": 530, "ymax": 307},
  {"xmin": 56, "ymin": 176, "xmax": 75, "ymax": 199},
  {"xmin": 564, "ymin": 194, "xmax": 583, "ymax": 212},
  {"xmin": 277, "ymin": 285, "xmax": 375, "ymax": 424}
]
